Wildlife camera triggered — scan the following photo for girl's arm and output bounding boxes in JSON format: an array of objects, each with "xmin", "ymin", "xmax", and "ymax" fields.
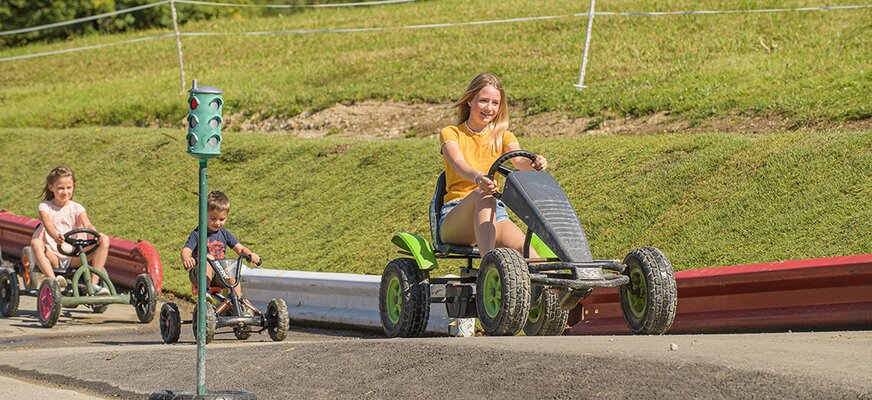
[
  {"xmin": 38, "ymin": 210, "xmax": 64, "ymax": 243},
  {"xmin": 232, "ymin": 243, "xmax": 261, "ymax": 265},
  {"xmin": 504, "ymin": 142, "xmax": 547, "ymax": 171},
  {"xmin": 78, "ymin": 210, "xmax": 98, "ymax": 232},
  {"xmin": 441, "ymin": 142, "xmax": 498, "ymax": 193}
]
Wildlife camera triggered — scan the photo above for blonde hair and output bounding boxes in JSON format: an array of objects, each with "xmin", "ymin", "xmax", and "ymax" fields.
[
  {"xmin": 453, "ymin": 72, "xmax": 509, "ymax": 153},
  {"xmin": 207, "ymin": 191, "xmax": 231, "ymax": 213},
  {"xmin": 42, "ymin": 165, "xmax": 76, "ymax": 201}
]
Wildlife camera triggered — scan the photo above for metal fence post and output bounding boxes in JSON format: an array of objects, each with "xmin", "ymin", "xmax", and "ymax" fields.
[
  {"xmin": 575, "ymin": 0, "xmax": 596, "ymax": 89},
  {"xmin": 170, "ymin": 0, "xmax": 186, "ymax": 95}
]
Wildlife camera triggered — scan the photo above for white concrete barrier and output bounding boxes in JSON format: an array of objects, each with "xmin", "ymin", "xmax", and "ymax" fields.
[{"xmin": 241, "ymin": 266, "xmax": 470, "ymax": 336}]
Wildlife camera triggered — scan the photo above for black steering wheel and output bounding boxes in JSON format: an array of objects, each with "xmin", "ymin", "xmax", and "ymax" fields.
[
  {"xmin": 486, "ymin": 150, "xmax": 538, "ymax": 198},
  {"xmin": 58, "ymin": 228, "xmax": 101, "ymax": 257}
]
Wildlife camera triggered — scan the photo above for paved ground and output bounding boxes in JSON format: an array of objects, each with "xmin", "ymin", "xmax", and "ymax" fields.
[{"xmin": 1, "ymin": 295, "xmax": 870, "ymax": 399}]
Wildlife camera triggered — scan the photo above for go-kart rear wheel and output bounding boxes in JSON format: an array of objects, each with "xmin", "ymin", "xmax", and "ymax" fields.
[
  {"xmin": 476, "ymin": 248, "xmax": 530, "ymax": 336},
  {"xmin": 193, "ymin": 304, "xmax": 217, "ymax": 344},
  {"xmin": 134, "ymin": 274, "xmax": 157, "ymax": 323},
  {"xmin": 0, "ymin": 269, "xmax": 20, "ymax": 318},
  {"xmin": 37, "ymin": 279, "xmax": 62, "ymax": 328},
  {"xmin": 619, "ymin": 247, "xmax": 677, "ymax": 335},
  {"xmin": 524, "ymin": 287, "xmax": 568, "ymax": 336},
  {"xmin": 379, "ymin": 257, "xmax": 430, "ymax": 338},
  {"xmin": 267, "ymin": 299, "xmax": 289, "ymax": 342},
  {"xmin": 160, "ymin": 302, "xmax": 181, "ymax": 344}
]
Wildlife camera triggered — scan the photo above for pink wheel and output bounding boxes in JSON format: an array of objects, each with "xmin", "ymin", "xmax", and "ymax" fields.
[{"xmin": 37, "ymin": 279, "xmax": 62, "ymax": 328}]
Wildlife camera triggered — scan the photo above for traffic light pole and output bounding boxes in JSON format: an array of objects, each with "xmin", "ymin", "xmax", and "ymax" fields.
[{"xmin": 196, "ymin": 158, "xmax": 208, "ymax": 395}]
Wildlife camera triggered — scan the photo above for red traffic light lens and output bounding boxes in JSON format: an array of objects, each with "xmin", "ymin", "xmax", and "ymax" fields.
[{"xmin": 190, "ymin": 97, "xmax": 199, "ymax": 110}]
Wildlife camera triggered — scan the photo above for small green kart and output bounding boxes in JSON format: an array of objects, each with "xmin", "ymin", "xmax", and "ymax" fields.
[
  {"xmin": 0, "ymin": 228, "xmax": 157, "ymax": 328},
  {"xmin": 159, "ymin": 254, "xmax": 289, "ymax": 344},
  {"xmin": 379, "ymin": 150, "xmax": 678, "ymax": 337}
]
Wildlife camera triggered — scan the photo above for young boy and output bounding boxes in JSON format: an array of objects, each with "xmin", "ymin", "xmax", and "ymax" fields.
[{"xmin": 181, "ymin": 191, "xmax": 260, "ymax": 305}]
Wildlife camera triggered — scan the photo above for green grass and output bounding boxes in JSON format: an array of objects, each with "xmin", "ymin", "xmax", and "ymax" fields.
[
  {"xmin": 0, "ymin": 0, "xmax": 870, "ymax": 128},
  {"xmin": 1, "ymin": 128, "xmax": 869, "ymax": 295}
]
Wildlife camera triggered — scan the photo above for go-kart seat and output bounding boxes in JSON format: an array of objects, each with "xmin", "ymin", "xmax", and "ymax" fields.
[{"xmin": 429, "ymin": 172, "xmax": 480, "ymax": 257}]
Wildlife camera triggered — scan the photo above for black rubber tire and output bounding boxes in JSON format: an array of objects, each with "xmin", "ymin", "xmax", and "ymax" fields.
[
  {"xmin": 378, "ymin": 257, "xmax": 430, "ymax": 338},
  {"xmin": 234, "ymin": 326, "xmax": 252, "ymax": 340},
  {"xmin": 267, "ymin": 299, "xmax": 289, "ymax": 342},
  {"xmin": 148, "ymin": 390, "xmax": 256, "ymax": 400},
  {"xmin": 193, "ymin": 304, "xmax": 217, "ymax": 344},
  {"xmin": 476, "ymin": 248, "xmax": 531, "ymax": 336},
  {"xmin": 0, "ymin": 269, "xmax": 20, "ymax": 318},
  {"xmin": 134, "ymin": 274, "xmax": 158, "ymax": 323},
  {"xmin": 37, "ymin": 279, "xmax": 62, "ymax": 328},
  {"xmin": 160, "ymin": 302, "xmax": 182, "ymax": 344},
  {"xmin": 619, "ymin": 247, "xmax": 678, "ymax": 335},
  {"xmin": 523, "ymin": 288, "xmax": 569, "ymax": 336}
]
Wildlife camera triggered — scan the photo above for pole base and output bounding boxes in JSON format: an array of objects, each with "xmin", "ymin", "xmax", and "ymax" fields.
[{"xmin": 150, "ymin": 390, "xmax": 256, "ymax": 400}]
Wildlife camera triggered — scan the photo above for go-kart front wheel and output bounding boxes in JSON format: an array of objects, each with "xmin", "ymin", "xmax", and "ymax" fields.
[
  {"xmin": 619, "ymin": 247, "xmax": 677, "ymax": 335},
  {"xmin": 379, "ymin": 258, "xmax": 430, "ymax": 338},
  {"xmin": 524, "ymin": 287, "xmax": 568, "ymax": 336},
  {"xmin": 476, "ymin": 248, "xmax": 530, "ymax": 336},
  {"xmin": 134, "ymin": 274, "xmax": 157, "ymax": 323},
  {"xmin": 0, "ymin": 269, "xmax": 20, "ymax": 318},
  {"xmin": 37, "ymin": 279, "xmax": 62, "ymax": 328},
  {"xmin": 160, "ymin": 302, "xmax": 182, "ymax": 344},
  {"xmin": 267, "ymin": 298, "xmax": 289, "ymax": 341}
]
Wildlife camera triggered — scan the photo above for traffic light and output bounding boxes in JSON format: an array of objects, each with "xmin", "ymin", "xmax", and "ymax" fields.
[{"xmin": 186, "ymin": 79, "xmax": 223, "ymax": 159}]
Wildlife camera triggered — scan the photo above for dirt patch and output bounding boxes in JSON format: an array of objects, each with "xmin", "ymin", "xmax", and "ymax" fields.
[{"xmin": 222, "ymin": 100, "xmax": 871, "ymax": 139}]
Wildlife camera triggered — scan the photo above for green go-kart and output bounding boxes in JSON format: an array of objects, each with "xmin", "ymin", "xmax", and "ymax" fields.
[
  {"xmin": 0, "ymin": 228, "xmax": 157, "ymax": 328},
  {"xmin": 379, "ymin": 150, "xmax": 678, "ymax": 337}
]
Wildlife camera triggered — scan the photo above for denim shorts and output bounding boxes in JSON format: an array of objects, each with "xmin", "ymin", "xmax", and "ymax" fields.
[{"xmin": 439, "ymin": 197, "xmax": 510, "ymax": 228}]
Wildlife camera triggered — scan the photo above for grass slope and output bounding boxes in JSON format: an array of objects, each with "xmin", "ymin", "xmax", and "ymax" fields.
[
  {"xmin": 1, "ymin": 128, "xmax": 869, "ymax": 295},
  {"xmin": 0, "ymin": 0, "xmax": 870, "ymax": 128}
]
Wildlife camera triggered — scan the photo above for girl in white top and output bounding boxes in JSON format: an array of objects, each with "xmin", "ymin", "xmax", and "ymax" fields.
[{"xmin": 30, "ymin": 166, "xmax": 110, "ymax": 294}]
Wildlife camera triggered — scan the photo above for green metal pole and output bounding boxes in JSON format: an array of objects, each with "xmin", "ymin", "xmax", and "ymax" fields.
[{"xmin": 197, "ymin": 158, "xmax": 208, "ymax": 395}]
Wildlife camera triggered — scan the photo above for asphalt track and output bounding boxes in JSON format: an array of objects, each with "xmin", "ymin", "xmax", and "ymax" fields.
[{"xmin": 0, "ymin": 295, "xmax": 870, "ymax": 400}]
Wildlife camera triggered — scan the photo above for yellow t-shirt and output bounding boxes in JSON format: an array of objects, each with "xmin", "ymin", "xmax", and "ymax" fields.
[{"xmin": 439, "ymin": 124, "xmax": 519, "ymax": 204}]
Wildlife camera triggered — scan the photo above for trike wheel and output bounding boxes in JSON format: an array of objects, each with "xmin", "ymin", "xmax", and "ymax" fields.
[
  {"xmin": 619, "ymin": 247, "xmax": 677, "ymax": 335},
  {"xmin": 134, "ymin": 274, "xmax": 157, "ymax": 323},
  {"xmin": 476, "ymin": 248, "xmax": 530, "ymax": 336},
  {"xmin": 0, "ymin": 269, "xmax": 20, "ymax": 318},
  {"xmin": 524, "ymin": 287, "xmax": 568, "ymax": 336},
  {"xmin": 267, "ymin": 299, "xmax": 289, "ymax": 342},
  {"xmin": 37, "ymin": 279, "xmax": 62, "ymax": 328},
  {"xmin": 193, "ymin": 304, "xmax": 217, "ymax": 344},
  {"xmin": 234, "ymin": 326, "xmax": 252, "ymax": 340},
  {"xmin": 379, "ymin": 257, "xmax": 430, "ymax": 338},
  {"xmin": 160, "ymin": 302, "xmax": 182, "ymax": 344}
]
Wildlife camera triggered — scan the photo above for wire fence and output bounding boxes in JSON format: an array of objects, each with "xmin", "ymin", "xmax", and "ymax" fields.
[{"xmin": 1, "ymin": 1, "xmax": 869, "ymax": 90}]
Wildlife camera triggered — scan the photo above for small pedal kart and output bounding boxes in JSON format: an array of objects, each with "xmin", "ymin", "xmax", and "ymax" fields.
[
  {"xmin": 380, "ymin": 150, "xmax": 678, "ymax": 337},
  {"xmin": 0, "ymin": 228, "xmax": 157, "ymax": 328},
  {"xmin": 159, "ymin": 254, "xmax": 289, "ymax": 344}
]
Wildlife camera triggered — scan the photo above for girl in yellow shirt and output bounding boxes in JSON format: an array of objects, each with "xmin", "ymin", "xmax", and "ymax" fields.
[{"xmin": 439, "ymin": 72, "xmax": 547, "ymax": 256}]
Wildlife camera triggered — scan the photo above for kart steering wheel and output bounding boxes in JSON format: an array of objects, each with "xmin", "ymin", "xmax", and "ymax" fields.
[
  {"xmin": 486, "ymin": 150, "xmax": 538, "ymax": 198},
  {"xmin": 58, "ymin": 228, "xmax": 101, "ymax": 257}
]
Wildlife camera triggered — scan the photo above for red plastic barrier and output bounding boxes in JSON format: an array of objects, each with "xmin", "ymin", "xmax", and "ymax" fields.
[
  {"xmin": 566, "ymin": 254, "xmax": 872, "ymax": 335},
  {"xmin": 0, "ymin": 210, "xmax": 162, "ymax": 291}
]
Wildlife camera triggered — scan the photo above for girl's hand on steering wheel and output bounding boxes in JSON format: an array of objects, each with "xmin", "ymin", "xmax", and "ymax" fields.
[
  {"xmin": 474, "ymin": 171, "xmax": 498, "ymax": 194},
  {"xmin": 531, "ymin": 155, "xmax": 548, "ymax": 171}
]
